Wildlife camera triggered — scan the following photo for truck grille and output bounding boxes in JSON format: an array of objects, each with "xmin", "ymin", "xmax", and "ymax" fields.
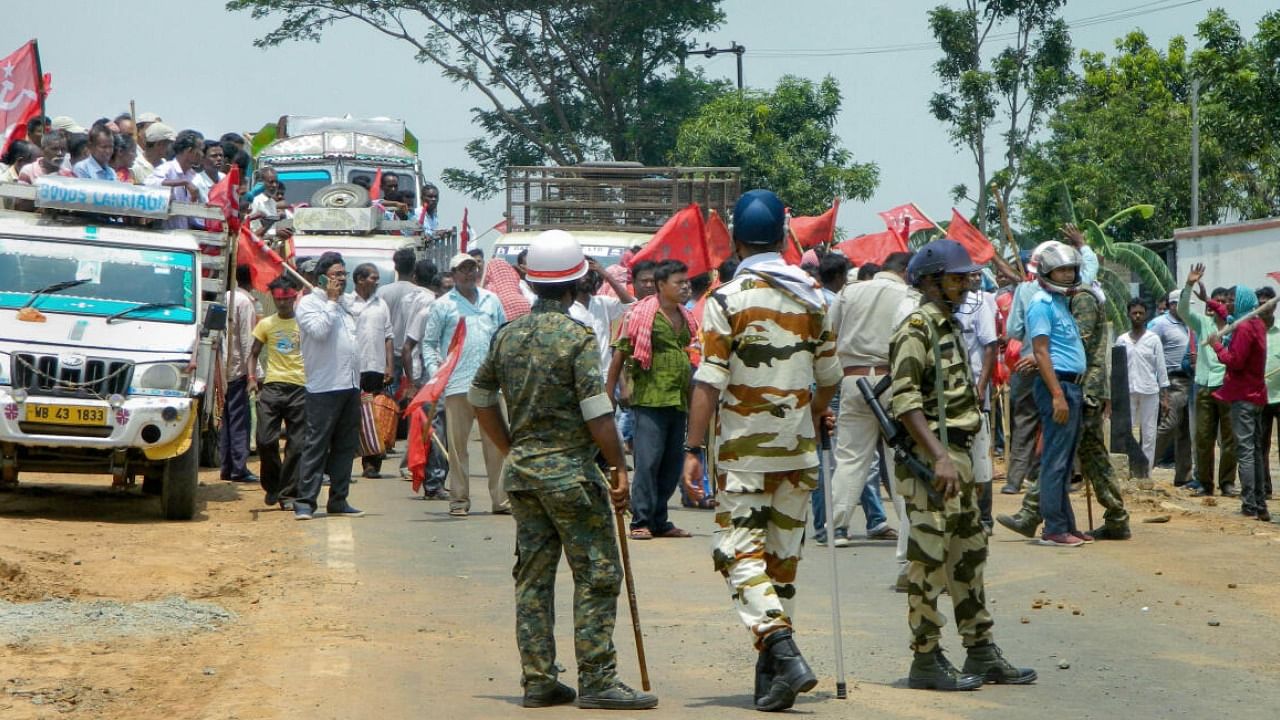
[{"xmin": 11, "ymin": 353, "xmax": 133, "ymax": 398}]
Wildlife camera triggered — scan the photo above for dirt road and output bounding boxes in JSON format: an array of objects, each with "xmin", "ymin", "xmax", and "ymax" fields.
[{"xmin": 2, "ymin": 445, "xmax": 1278, "ymax": 719}]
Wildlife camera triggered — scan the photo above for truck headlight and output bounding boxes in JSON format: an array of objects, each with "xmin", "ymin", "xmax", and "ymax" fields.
[{"xmin": 135, "ymin": 363, "xmax": 191, "ymax": 394}]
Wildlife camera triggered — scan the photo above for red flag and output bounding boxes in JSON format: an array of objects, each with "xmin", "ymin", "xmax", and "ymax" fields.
[
  {"xmin": 705, "ymin": 209, "xmax": 732, "ymax": 269},
  {"xmin": 1268, "ymin": 271, "xmax": 1280, "ymax": 285},
  {"xmin": 835, "ymin": 230, "xmax": 908, "ymax": 267},
  {"xmin": 404, "ymin": 319, "xmax": 468, "ymax": 491},
  {"xmin": 782, "ymin": 234, "xmax": 804, "ymax": 265},
  {"xmin": 627, "ymin": 203, "xmax": 711, "ymax": 277},
  {"xmin": 236, "ymin": 225, "xmax": 285, "ymax": 292},
  {"xmin": 206, "ymin": 163, "xmax": 241, "ymax": 234},
  {"xmin": 790, "ymin": 199, "xmax": 840, "ymax": 249},
  {"xmin": 1, "ymin": 41, "xmax": 44, "ymax": 155},
  {"xmin": 878, "ymin": 202, "xmax": 936, "ymax": 243},
  {"xmin": 492, "ymin": 218, "xmax": 509, "ymax": 234},
  {"xmin": 945, "ymin": 209, "xmax": 994, "ymax": 264},
  {"xmin": 369, "ymin": 168, "xmax": 383, "ymax": 201},
  {"xmin": 459, "ymin": 207, "xmax": 470, "ymax": 252}
]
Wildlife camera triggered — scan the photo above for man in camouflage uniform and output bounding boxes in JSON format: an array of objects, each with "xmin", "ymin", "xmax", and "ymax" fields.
[
  {"xmin": 889, "ymin": 239, "xmax": 1037, "ymax": 691},
  {"xmin": 470, "ymin": 230, "xmax": 657, "ymax": 711},
  {"xmin": 998, "ymin": 286, "xmax": 1131, "ymax": 539},
  {"xmin": 682, "ymin": 190, "xmax": 841, "ymax": 712}
]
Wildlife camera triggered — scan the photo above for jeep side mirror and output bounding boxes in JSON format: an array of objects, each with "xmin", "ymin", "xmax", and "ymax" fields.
[{"xmin": 203, "ymin": 303, "xmax": 227, "ymax": 335}]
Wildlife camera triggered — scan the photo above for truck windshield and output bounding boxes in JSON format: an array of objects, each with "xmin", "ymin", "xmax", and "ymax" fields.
[
  {"xmin": 0, "ymin": 236, "xmax": 196, "ymax": 323},
  {"xmin": 276, "ymin": 169, "xmax": 333, "ymax": 206}
]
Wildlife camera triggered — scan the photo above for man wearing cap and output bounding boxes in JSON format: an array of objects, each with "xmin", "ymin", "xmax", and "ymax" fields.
[
  {"xmin": 133, "ymin": 122, "xmax": 174, "ymax": 185},
  {"xmin": 1149, "ymin": 289, "xmax": 1193, "ymax": 485},
  {"xmin": 469, "ymin": 229, "xmax": 658, "ymax": 710},
  {"xmin": 890, "ymin": 239, "xmax": 1037, "ymax": 691},
  {"xmin": 681, "ymin": 189, "xmax": 840, "ymax": 712},
  {"xmin": 421, "ymin": 252, "xmax": 508, "ymax": 517}
]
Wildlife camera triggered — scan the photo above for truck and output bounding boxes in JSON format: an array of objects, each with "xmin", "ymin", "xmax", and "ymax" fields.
[
  {"xmin": 490, "ymin": 162, "xmax": 741, "ymax": 267},
  {"xmin": 0, "ymin": 177, "xmax": 229, "ymax": 519}
]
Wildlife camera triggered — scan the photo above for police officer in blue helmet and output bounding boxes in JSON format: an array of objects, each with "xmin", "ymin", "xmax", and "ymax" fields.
[{"xmin": 732, "ymin": 188, "xmax": 788, "ymax": 251}]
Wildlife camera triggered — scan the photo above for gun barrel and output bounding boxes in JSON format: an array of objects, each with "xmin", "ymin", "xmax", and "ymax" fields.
[{"xmin": 856, "ymin": 377, "xmax": 898, "ymax": 440}]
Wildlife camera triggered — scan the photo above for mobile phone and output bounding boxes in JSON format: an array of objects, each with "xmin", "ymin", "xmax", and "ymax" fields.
[{"xmin": 317, "ymin": 275, "xmax": 329, "ymax": 290}]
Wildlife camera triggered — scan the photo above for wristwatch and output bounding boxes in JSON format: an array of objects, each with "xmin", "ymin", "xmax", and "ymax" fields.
[{"xmin": 683, "ymin": 444, "xmax": 706, "ymax": 455}]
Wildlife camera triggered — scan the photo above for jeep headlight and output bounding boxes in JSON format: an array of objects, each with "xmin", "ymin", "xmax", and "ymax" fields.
[{"xmin": 135, "ymin": 363, "xmax": 191, "ymax": 394}]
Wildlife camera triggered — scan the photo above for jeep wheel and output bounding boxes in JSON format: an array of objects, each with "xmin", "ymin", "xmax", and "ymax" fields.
[
  {"xmin": 198, "ymin": 414, "xmax": 220, "ymax": 468},
  {"xmin": 310, "ymin": 183, "xmax": 371, "ymax": 209},
  {"xmin": 161, "ymin": 433, "xmax": 200, "ymax": 520}
]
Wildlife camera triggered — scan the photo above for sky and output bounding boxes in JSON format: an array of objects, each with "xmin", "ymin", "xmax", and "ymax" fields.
[{"xmin": 2, "ymin": 0, "xmax": 1270, "ymax": 237}]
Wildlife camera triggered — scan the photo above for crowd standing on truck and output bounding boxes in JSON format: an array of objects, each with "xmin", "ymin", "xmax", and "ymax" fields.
[{"xmin": 6, "ymin": 107, "xmax": 1280, "ymax": 713}]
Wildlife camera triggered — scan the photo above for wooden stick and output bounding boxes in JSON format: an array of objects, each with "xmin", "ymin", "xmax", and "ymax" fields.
[
  {"xmin": 613, "ymin": 508, "xmax": 651, "ymax": 691},
  {"xmin": 1084, "ymin": 469, "xmax": 1095, "ymax": 532},
  {"xmin": 129, "ymin": 99, "xmax": 140, "ymax": 146},
  {"xmin": 1208, "ymin": 296, "xmax": 1279, "ymax": 343}
]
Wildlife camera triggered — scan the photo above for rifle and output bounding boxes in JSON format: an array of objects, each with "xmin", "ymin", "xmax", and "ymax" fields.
[{"xmin": 856, "ymin": 375, "xmax": 945, "ymax": 507}]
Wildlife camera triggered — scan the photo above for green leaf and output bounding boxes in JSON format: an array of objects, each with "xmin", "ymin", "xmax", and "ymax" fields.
[
  {"xmin": 1109, "ymin": 243, "xmax": 1174, "ymax": 296},
  {"xmin": 1100, "ymin": 204, "xmax": 1156, "ymax": 229},
  {"xmin": 1098, "ymin": 265, "xmax": 1132, "ymax": 326}
]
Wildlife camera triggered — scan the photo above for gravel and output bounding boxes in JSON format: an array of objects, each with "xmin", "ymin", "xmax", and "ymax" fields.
[{"xmin": 0, "ymin": 596, "xmax": 235, "ymax": 644}]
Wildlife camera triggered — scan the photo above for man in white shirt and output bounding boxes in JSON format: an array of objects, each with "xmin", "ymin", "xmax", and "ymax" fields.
[
  {"xmin": 567, "ymin": 259, "xmax": 634, "ymax": 379},
  {"xmin": 828, "ymin": 251, "xmax": 916, "ymax": 585},
  {"xmin": 192, "ymin": 140, "xmax": 224, "ymax": 203},
  {"xmin": 133, "ymin": 122, "xmax": 174, "ymax": 185},
  {"xmin": 955, "ymin": 274, "xmax": 999, "ymax": 533},
  {"xmin": 222, "ymin": 265, "xmax": 259, "ymax": 483},
  {"xmin": 294, "ymin": 252, "xmax": 364, "ymax": 520},
  {"xmin": 350, "ymin": 263, "xmax": 394, "ymax": 478},
  {"xmin": 144, "ymin": 129, "xmax": 204, "ymax": 229},
  {"xmin": 376, "ymin": 248, "xmax": 425, "ymax": 392},
  {"xmin": 1114, "ymin": 298, "xmax": 1169, "ymax": 475}
]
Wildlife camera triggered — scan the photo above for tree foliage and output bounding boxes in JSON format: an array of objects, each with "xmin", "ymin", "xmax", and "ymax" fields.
[
  {"xmin": 928, "ymin": 0, "xmax": 1073, "ymax": 232},
  {"xmin": 228, "ymin": 0, "xmax": 727, "ymax": 196},
  {"xmin": 670, "ymin": 75, "xmax": 879, "ymax": 216}
]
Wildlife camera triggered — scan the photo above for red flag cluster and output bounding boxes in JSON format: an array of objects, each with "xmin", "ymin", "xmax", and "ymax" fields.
[
  {"xmin": 626, "ymin": 204, "xmax": 712, "ymax": 277},
  {"xmin": 791, "ymin": 199, "xmax": 840, "ymax": 249},
  {"xmin": 835, "ymin": 230, "xmax": 907, "ymax": 267},
  {"xmin": 944, "ymin": 209, "xmax": 994, "ymax": 264},
  {"xmin": 831, "ymin": 202, "xmax": 995, "ymax": 269},
  {"xmin": 1, "ymin": 41, "xmax": 46, "ymax": 155}
]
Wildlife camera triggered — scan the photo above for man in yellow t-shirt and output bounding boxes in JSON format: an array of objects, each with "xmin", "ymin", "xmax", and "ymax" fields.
[{"xmin": 250, "ymin": 276, "xmax": 308, "ymax": 507}]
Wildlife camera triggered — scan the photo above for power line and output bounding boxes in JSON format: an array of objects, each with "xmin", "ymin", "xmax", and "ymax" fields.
[{"xmin": 751, "ymin": 0, "xmax": 1205, "ymax": 58}]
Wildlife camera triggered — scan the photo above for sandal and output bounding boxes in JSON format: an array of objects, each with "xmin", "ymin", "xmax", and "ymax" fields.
[
  {"xmin": 656, "ymin": 527, "xmax": 692, "ymax": 538},
  {"xmin": 629, "ymin": 527, "xmax": 653, "ymax": 540}
]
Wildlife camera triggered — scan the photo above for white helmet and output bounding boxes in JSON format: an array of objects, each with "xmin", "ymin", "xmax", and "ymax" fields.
[
  {"xmin": 1026, "ymin": 241, "xmax": 1054, "ymax": 275},
  {"xmin": 525, "ymin": 229, "xmax": 588, "ymax": 285},
  {"xmin": 1035, "ymin": 241, "xmax": 1082, "ymax": 295}
]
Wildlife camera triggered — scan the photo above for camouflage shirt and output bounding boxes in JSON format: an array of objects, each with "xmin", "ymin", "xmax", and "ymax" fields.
[
  {"xmin": 890, "ymin": 299, "xmax": 982, "ymax": 438},
  {"xmin": 693, "ymin": 263, "xmax": 842, "ymax": 472},
  {"xmin": 469, "ymin": 299, "xmax": 615, "ymax": 492},
  {"xmin": 1070, "ymin": 290, "xmax": 1110, "ymax": 401}
]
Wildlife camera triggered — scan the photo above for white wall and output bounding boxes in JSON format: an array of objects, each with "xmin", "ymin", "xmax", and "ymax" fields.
[{"xmin": 1175, "ymin": 220, "xmax": 1280, "ymax": 294}]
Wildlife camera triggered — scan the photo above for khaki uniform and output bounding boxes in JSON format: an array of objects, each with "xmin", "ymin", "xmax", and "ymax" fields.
[
  {"xmin": 695, "ymin": 262, "xmax": 841, "ymax": 647},
  {"xmin": 469, "ymin": 299, "xmax": 622, "ymax": 694},
  {"xmin": 889, "ymin": 300, "xmax": 994, "ymax": 654}
]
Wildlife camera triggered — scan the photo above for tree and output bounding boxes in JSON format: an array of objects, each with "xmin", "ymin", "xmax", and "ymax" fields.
[
  {"xmin": 670, "ymin": 75, "xmax": 879, "ymax": 216},
  {"xmin": 928, "ymin": 0, "xmax": 1073, "ymax": 232},
  {"xmin": 1019, "ymin": 31, "xmax": 1229, "ymax": 243},
  {"xmin": 1076, "ymin": 203, "xmax": 1175, "ymax": 325},
  {"xmin": 228, "ymin": 0, "xmax": 727, "ymax": 196}
]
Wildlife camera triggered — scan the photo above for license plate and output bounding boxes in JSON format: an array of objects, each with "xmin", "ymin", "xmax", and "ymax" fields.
[{"xmin": 24, "ymin": 404, "xmax": 109, "ymax": 426}]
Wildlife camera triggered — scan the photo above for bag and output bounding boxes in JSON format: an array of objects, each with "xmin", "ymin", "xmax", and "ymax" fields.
[
  {"xmin": 370, "ymin": 393, "xmax": 399, "ymax": 452},
  {"xmin": 358, "ymin": 392, "xmax": 383, "ymax": 458}
]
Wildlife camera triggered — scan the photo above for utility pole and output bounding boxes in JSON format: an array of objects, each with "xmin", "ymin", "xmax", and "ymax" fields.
[
  {"xmin": 689, "ymin": 41, "xmax": 745, "ymax": 91},
  {"xmin": 1190, "ymin": 77, "xmax": 1200, "ymax": 228}
]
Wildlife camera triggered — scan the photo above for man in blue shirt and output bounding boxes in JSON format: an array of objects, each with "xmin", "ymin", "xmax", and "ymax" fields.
[
  {"xmin": 422, "ymin": 252, "xmax": 508, "ymax": 517},
  {"xmin": 72, "ymin": 125, "xmax": 118, "ymax": 181},
  {"xmin": 1023, "ymin": 241, "xmax": 1090, "ymax": 547}
]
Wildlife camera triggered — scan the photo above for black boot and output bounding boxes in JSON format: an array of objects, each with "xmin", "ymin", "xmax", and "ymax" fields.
[
  {"xmin": 753, "ymin": 650, "xmax": 775, "ymax": 705},
  {"xmin": 755, "ymin": 629, "xmax": 818, "ymax": 712},
  {"xmin": 962, "ymin": 643, "xmax": 1037, "ymax": 684},
  {"xmin": 908, "ymin": 648, "xmax": 983, "ymax": 691}
]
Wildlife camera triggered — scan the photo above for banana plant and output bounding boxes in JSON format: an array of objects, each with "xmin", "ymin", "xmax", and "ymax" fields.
[{"xmin": 1064, "ymin": 189, "xmax": 1174, "ymax": 324}]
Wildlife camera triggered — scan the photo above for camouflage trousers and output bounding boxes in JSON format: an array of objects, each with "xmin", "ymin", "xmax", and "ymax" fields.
[
  {"xmin": 1021, "ymin": 403, "xmax": 1129, "ymax": 530},
  {"xmin": 509, "ymin": 481, "xmax": 622, "ymax": 694},
  {"xmin": 712, "ymin": 467, "xmax": 817, "ymax": 649},
  {"xmin": 897, "ymin": 446, "xmax": 994, "ymax": 654}
]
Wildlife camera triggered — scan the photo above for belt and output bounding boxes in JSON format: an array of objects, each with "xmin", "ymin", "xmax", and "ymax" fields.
[
  {"xmin": 843, "ymin": 365, "xmax": 890, "ymax": 377},
  {"xmin": 1055, "ymin": 371, "xmax": 1083, "ymax": 386}
]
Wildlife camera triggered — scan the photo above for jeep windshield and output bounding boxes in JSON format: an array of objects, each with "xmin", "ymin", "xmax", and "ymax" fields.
[{"xmin": 0, "ymin": 235, "xmax": 196, "ymax": 323}]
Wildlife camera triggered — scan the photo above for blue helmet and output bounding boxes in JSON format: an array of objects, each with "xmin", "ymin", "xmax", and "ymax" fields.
[
  {"xmin": 732, "ymin": 189, "xmax": 786, "ymax": 247},
  {"xmin": 907, "ymin": 238, "xmax": 981, "ymax": 286}
]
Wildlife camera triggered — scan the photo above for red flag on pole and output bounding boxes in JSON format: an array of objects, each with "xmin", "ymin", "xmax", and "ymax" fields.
[
  {"xmin": 835, "ymin": 230, "xmax": 908, "ymax": 268},
  {"xmin": 705, "ymin": 209, "xmax": 732, "ymax": 269},
  {"xmin": 369, "ymin": 168, "xmax": 383, "ymax": 201},
  {"xmin": 626, "ymin": 203, "xmax": 711, "ymax": 277},
  {"xmin": 205, "ymin": 164, "xmax": 241, "ymax": 234},
  {"xmin": 405, "ymin": 319, "xmax": 468, "ymax": 492},
  {"xmin": 878, "ymin": 202, "xmax": 936, "ymax": 243},
  {"xmin": 459, "ymin": 207, "xmax": 471, "ymax": 252},
  {"xmin": 945, "ymin": 208, "xmax": 995, "ymax": 264},
  {"xmin": 1, "ymin": 41, "xmax": 44, "ymax": 155},
  {"xmin": 790, "ymin": 199, "xmax": 840, "ymax": 249},
  {"xmin": 1267, "ymin": 271, "xmax": 1280, "ymax": 285},
  {"xmin": 236, "ymin": 225, "xmax": 285, "ymax": 292}
]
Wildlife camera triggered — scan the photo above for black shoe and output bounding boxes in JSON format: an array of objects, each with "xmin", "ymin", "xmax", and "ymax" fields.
[
  {"xmin": 1258, "ymin": 510, "xmax": 1272, "ymax": 522},
  {"xmin": 756, "ymin": 629, "xmax": 818, "ymax": 712},
  {"xmin": 1243, "ymin": 508, "xmax": 1257, "ymax": 518},
  {"xmin": 362, "ymin": 468, "xmax": 381, "ymax": 479},
  {"xmin": 1089, "ymin": 524, "xmax": 1131, "ymax": 540},
  {"xmin": 996, "ymin": 513, "xmax": 1038, "ymax": 539},
  {"xmin": 231, "ymin": 473, "xmax": 260, "ymax": 484},
  {"xmin": 962, "ymin": 643, "xmax": 1037, "ymax": 685},
  {"xmin": 264, "ymin": 490, "xmax": 280, "ymax": 506},
  {"xmin": 326, "ymin": 503, "xmax": 365, "ymax": 517},
  {"xmin": 576, "ymin": 680, "xmax": 658, "ymax": 710},
  {"xmin": 753, "ymin": 650, "xmax": 775, "ymax": 706},
  {"xmin": 909, "ymin": 648, "xmax": 984, "ymax": 691},
  {"xmin": 523, "ymin": 681, "xmax": 576, "ymax": 708}
]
